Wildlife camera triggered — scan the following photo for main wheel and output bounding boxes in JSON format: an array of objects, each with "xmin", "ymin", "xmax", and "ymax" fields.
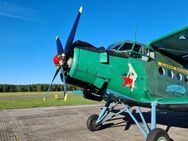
[
  {"xmin": 146, "ymin": 128, "xmax": 170, "ymax": 141},
  {"xmin": 87, "ymin": 114, "xmax": 101, "ymax": 131}
]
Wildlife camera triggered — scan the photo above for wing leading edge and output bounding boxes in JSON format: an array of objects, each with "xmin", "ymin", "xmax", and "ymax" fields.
[{"xmin": 149, "ymin": 26, "xmax": 188, "ymax": 65}]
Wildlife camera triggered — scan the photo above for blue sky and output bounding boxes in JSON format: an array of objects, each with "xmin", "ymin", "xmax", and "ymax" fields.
[{"xmin": 0, "ymin": 0, "xmax": 188, "ymax": 84}]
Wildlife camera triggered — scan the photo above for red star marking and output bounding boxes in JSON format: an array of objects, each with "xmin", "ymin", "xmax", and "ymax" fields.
[{"xmin": 122, "ymin": 76, "xmax": 133, "ymax": 87}]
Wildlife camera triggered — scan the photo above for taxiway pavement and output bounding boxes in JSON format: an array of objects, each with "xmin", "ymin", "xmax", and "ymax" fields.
[{"xmin": 0, "ymin": 104, "xmax": 188, "ymax": 141}]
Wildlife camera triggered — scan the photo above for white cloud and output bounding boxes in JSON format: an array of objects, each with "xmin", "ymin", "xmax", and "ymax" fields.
[{"xmin": 0, "ymin": 1, "xmax": 38, "ymax": 22}]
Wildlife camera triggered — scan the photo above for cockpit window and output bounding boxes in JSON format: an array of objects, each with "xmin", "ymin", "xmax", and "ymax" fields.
[
  {"xmin": 112, "ymin": 44, "xmax": 121, "ymax": 50},
  {"xmin": 107, "ymin": 41, "xmax": 133, "ymax": 51},
  {"xmin": 131, "ymin": 44, "xmax": 155, "ymax": 61},
  {"xmin": 107, "ymin": 41, "xmax": 155, "ymax": 61},
  {"xmin": 119, "ymin": 43, "xmax": 133, "ymax": 51},
  {"xmin": 107, "ymin": 41, "xmax": 123, "ymax": 51},
  {"xmin": 131, "ymin": 44, "xmax": 142, "ymax": 58}
]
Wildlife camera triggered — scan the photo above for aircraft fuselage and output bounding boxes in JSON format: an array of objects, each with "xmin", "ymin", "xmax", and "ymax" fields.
[{"xmin": 67, "ymin": 40, "xmax": 188, "ymax": 111}]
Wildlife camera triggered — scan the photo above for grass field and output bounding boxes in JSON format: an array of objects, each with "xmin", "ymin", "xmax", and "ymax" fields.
[{"xmin": 0, "ymin": 92, "xmax": 100, "ymax": 110}]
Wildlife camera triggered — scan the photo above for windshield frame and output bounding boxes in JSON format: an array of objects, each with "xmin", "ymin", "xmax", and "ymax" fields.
[
  {"xmin": 107, "ymin": 41, "xmax": 135, "ymax": 52},
  {"xmin": 107, "ymin": 40, "xmax": 155, "ymax": 60}
]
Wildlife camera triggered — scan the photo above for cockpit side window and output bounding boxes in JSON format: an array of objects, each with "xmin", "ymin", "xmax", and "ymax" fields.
[
  {"xmin": 131, "ymin": 44, "xmax": 155, "ymax": 61},
  {"xmin": 131, "ymin": 44, "xmax": 141, "ymax": 58}
]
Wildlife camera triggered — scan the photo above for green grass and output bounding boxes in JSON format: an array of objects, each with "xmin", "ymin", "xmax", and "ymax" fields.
[
  {"xmin": 0, "ymin": 92, "xmax": 100, "ymax": 110},
  {"xmin": 0, "ymin": 92, "xmax": 50, "ymax": 97}
]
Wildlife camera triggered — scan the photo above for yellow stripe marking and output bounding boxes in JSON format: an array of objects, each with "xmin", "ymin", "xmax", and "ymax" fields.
[
  {"xmin": 158, "ymin": 61, "xmax": 188, "ymax": 75},
  {"xmin": 79, "ymin": 6, "xmax": 83, "ymax": 13},
  {"xmin": 64, "ymin": 94, "xmax": 68, "ymax": 102}
]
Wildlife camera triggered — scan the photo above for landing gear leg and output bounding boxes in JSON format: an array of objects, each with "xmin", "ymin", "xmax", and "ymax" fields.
[
  {"xmin": 87, "ymin": 100, "xmax": 111, "ymax": 131},
  {"xmin": 123, "ymin": 102, "xmax": 171, "ymax": 141},
  {"xmin": 87, "ymin": 100, "xmax": 171, "ymax": 141},
  {"xmin": 146, "ymin": 102, "xmax": 170, "ymax": 141},
  {"xmin": 86, "ymin": 100, "xmax": 171, "ymax": 141}
]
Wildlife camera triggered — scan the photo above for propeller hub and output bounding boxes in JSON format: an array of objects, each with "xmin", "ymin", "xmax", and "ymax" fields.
[
  {"xmin": 53, "ymin": 55, "xmax": 60, "ymax": 65},
  {"xmin": 53, "ymin": 54, "xmax": 66, "ymax": 66}
]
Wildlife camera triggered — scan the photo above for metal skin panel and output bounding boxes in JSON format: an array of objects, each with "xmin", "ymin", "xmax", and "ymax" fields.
[
  {"xmin": 69, "ymin": 46, "xmax": 188, "ymax": 105},
  {"xmin": 69, "ymin": 47, "xmax": 149, "ymax": 103},
  {"xmin": 145, "ymin": 51, "xmax": 188, "ymax": 104}
]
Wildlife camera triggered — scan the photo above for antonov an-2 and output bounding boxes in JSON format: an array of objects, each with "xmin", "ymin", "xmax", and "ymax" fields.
[{"xmin": 46, "ymin": 6, "xmax": 188, "ymax": 141}]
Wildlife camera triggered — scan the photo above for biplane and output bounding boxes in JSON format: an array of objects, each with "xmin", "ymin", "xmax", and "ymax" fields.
[{"xmin": 46, "ymin": 6, "xmax": 188, "ymax": 141}]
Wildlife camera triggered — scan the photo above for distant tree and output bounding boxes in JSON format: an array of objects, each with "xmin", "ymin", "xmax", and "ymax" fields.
[
  {"xmin": 0, "ymin": 84, "xmax": 79, "ymax": 92},
  {"xmin": 9, "ymin": 85, "xmax": 16, "ymax": 92},
  {"xmin": 16, "ymin": 85, "xmax": 21, "ymax": 92},
  {"xmin": 0, "ymin": 85, "xmax": 3, "ymax": 92}
]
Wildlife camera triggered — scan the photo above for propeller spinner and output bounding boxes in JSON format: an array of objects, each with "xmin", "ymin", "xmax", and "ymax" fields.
[{"xmin": 44, "ymin": 6, "xmax": 83, "ymax": 101}]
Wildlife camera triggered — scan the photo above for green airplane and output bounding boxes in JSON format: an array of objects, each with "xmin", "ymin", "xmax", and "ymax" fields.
[{"xmin": 47, "ymin": 6, "xmax": 188, "ymax": 141}]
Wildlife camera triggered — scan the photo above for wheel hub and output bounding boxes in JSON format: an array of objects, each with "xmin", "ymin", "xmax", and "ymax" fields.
[{"xmin": 158, "ymin": 137, "xmax": 167, "ymax": 141}]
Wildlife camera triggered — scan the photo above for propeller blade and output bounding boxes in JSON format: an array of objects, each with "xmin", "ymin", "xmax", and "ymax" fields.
[
  {"xmin": 43, "ymin": 68, "xmax": 61, "ymax": 101},
  {"xmin": 64, "ymin": 6, "xmax": 83, "ymax": 55},
  {"xmin": 56, "ymin": 36, "xmax": 64, "ymax": 55},
  {"xmin": 60, "ymin": 67, "xmax": 67, "ymax": 101}
]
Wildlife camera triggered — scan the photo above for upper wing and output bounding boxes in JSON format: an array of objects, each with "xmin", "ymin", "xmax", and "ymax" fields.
[{"xmin": 149, "ymin": 26, "xmax": 188, "ymax": 65}]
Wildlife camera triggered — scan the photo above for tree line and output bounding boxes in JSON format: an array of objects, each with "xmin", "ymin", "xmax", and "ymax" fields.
[{"xmin": 0, "ymin": 84, "xmax": 78, "ymax": 92}]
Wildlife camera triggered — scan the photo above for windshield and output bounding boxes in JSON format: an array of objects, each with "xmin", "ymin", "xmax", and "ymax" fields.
[
  {"xmin": 107, "ymin": 41, "xmax": 123, "ymax": 50},
  {"xmin": 119, "ymin": 43, "xmax": 133, "ymax": 51},
  {"xmin": 107, "ymin": 41, "xmax": 133, "ymax": 51}
]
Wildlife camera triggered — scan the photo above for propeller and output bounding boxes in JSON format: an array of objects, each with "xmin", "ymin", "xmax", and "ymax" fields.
[
  {"xmin": 60, "ymin": 67, "xmax": 67, "ymax": 101},
  {"xmin": 44, "ymin": 6, "xmax": 83, "ymax": 101},
  {"xmin": 64, "ymin": 6, "xmax": 83, "ymax": 55},
  {"xmin": 43, "ymin": 68, "xmax": 60, "ymax": 101},
  {"xmin": 56, "ymin": 36, "xmax": 64, "ymax": 55}
]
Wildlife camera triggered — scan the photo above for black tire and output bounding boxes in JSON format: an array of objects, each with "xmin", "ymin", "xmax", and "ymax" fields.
[
  {"xmin": 146, "ymin": 128, "xmax": 170, "ymax": 141},
  {"xmin": 87, "ymin": 114, "xmax": 101, "ymax": 131}
]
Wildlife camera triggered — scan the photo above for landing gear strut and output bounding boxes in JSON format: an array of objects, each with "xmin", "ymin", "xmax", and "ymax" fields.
[{"xmin": 86, "ymin": 100, "xmax": 171, "ymax": 141}]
